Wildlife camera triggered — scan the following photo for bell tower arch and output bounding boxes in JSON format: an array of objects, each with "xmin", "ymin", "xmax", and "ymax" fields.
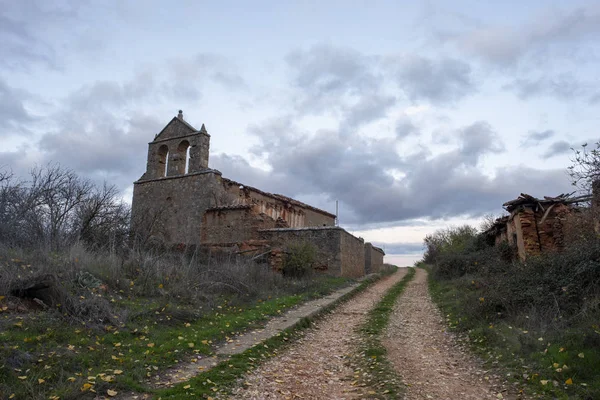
[{"xmin": 141, "ymin": 110, "xmax": 210, "ymax": 180}]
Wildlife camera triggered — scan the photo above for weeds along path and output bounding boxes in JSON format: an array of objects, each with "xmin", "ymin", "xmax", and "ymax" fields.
[
  {"xmin": 149, "ymin": 283, "xmax": 363, "ymax": 390},
  {"xmin": 228, "ymin": 268, "xmax": 409, "ymax": 399},
  {"xmin": 384, "ymin": 268, "xmax": 523, "ymax": 400}
]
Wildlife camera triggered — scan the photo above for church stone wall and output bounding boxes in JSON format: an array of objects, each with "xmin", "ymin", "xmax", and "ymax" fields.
[
  {"xmin": 258, "ymin": 227, "xmax": 365, "ymax": 278},
  {"xmin": 132, "ymin": 170, "xmax": 223, "ymax": 245}
]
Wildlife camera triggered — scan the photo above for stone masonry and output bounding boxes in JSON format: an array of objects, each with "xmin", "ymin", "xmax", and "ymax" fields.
[
  {"xmin": 131, "ymin": 112, "xmax": 384, "ymax": 277},
  {"xmin": 484, "ymin": 193, "xmax": 589, "ymax": 260},
  {"xmin": 364, "ymin": 243, "xmax": 385, "ymax": 273}
]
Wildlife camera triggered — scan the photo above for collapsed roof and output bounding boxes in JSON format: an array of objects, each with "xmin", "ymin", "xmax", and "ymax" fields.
[
  {"xmin": 484, "ymin": 192, "xmax": 592, "ymax": 236},
  {"xmin": 502, "ymin": 192, "xmax": 591, "ymax": 212}
]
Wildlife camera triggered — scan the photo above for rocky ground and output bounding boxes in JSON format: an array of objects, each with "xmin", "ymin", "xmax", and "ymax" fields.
[
  {"xmin": 227, "ymin": 269, "xmax": 409, "ymax": 399},
  {"xmin": 118, "ymin": 268, "xmax": 527, "ymax": 400},
  {"xmin": 383, "ymin": 268, "xmax": 524, "ymax": 400}
]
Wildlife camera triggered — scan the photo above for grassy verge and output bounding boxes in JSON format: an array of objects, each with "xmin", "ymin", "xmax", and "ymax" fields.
[
  {"xmin": 154, "ymin": 271, "xmax": 394, "ymax": 399},
  {"xmin": 426, "ymin": 265, "xmax": 600, "ymax": 400},
  {"xmin": 0, "ymin": 275, "xmax": 351, "ymax": 400},
  {"xmin": 350, "ymin": 267, "xmax": 416, "ymax": 399}
]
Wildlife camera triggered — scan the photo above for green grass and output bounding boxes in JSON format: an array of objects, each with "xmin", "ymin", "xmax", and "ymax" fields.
[
  {"xmin": 350, "ymin": 267, "xmax": 416, "ymax": 399},
  {"xmin": 0, "ymin": 276, "xmax": 352, "ymax": 400},
  {"xmin": 153, "ymin": 272, "xmax": 389, "ymax": 399},
  {"xmin": 426, "ymin": 266, "xmax": 600, "ymax": 400}
]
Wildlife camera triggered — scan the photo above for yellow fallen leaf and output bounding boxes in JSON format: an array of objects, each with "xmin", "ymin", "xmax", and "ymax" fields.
[
  {"xmin": 201, "ymin": 340, "xmax": 209, "ymax": 345},
  {"xmin": 81, "ymin": 383, "xmax": 92, "ymax": 392},
  {"xmin": 9, "ymin": 395, "xmax": 15, "ymax": 399},
  {"xmin": 565, "ymin": 378, "xmax": 573, "ymax": 385},
  {"xmin": 101, "ymin": 375, "xmax": 115, "ymax": 382},
  {"xmin": 113, "ymin": 370, "xmax": 123, "ymax": 375},
  {"xmin": 188, "ymin": 343, "xmax": 194, "ymax": 348},
  {"xmin": 17, "ymin": 376, "xmax": 27, "ymax": 380},
  {"xmin": 0, "ymin": 296, "xmax": 5, "ymax": 300},
  {"xmin": 553, "ymin": 363, "xmax": 560, "ymax": 368},
  {"xmin": 158, "ymin": 284, "xmax": 163, "ymax": 288},
  {"xmin": 578, "ymin": 352, "xmax": 585, "ymax": 358},
  {"xmin": 107, "ymin": 389, "xmax": 118, "ymax": 397},
  {"xmin": 540, "ymin": 380, "xmax": 548, "ymax": 385},
  {"xmin": 67, "ymin": 377, "xmax": 76, "ymax": 382},
  {"xmin": 147, "ymin": 343, "xmax": 155, "ymax": 347},
  {"xmin": 183, "ymin": 384, "xmax": 191, "ymax": 389},
  {"xmin": 38, "ymin": 378, "xmax": 45, "ymax": 384}
]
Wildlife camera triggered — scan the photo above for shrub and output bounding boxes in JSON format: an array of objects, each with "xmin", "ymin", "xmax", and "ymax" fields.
[
  {"xmin": 282, "ymin": 241, "xmax": 317, "ymax": 278},
  {"xmin": 423, "ymin": 225, "xmax": 479, "ymax": 264}
]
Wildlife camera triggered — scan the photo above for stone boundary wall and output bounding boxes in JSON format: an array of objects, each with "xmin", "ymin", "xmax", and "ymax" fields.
[
  {"xmin": 258, "ymin": 227, "xmax": 365, "ymax": 277},
  {"xmin": 340, "ymin": 231, "xmax": 366, "ymax": 277},
  {"xmin": 364, "ymin": 242, "xmax": 385, "ymax": 273}
]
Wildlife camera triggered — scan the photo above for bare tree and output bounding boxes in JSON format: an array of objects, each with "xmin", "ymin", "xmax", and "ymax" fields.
[
  {"xmin": 568, "ymin": 141, "xmax": 600, "ymax": 194},
  {"xmin": 75, "ymin": 183, "xmax": 130, "ymax": 250},
  {"xmin": 0, "ymin": 164, "xmax": 130, "ymax": 251}
]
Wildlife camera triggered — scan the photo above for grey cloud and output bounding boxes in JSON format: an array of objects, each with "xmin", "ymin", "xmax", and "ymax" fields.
[
  {"xmin": 588, "ymin": 91, "xmax": 600, "ymax": 104},
  {"xmin": 339, "ymin": 93, "xmax": 397, "ymax": 136},
  {"xmin": 285, "ymin": 45, "xmax": 382, "ymax": 114},
  {"xmin": 505, "ymin": 74, "xmax": 593, "ymax": 101},
  {"xmin": 395, "ymin": 118, "xmax": 420, "ymax": 139},
  {"xmin": 391, "ymin": 55, "xmax": 476, "ymax": 104},
  {"xmin": 67, "ymin": 72, "xmax": 156, "ymax": 112},
  {"xmin": 0, "ymin": 78, "xmax": 35, "ymax": 136},
  {"xmin": 166, "ymin": 53, "xmax": 247, "ymax": 99},
  {"xmin": 0, "ymin": 0, "xmax": 88, "ymax": 70},
  {"xmin": 542, "ymin": 140, "xmax": 571, "ymax": 159},
  {"xmin": 458, "ymin": 121, "xmax": 504, "ymax": 165},
  {"xmin": 38, "ymin": 113, "xmax": 162, "ymax": 188},
  {"xmin": 521, "ymin": 129, "xmax": 555, "ymax": 147},
  {"xmin": 455, "ymin": 4, "xmax": 600, "ymax": 66},
  {"xmin": 286, "ymin": 45, "xmax": 380, "ymax": 97},
  {"xmin": 0, "ymin": 151, "xmax": 23, "ymax": 173},
  {"xmin": 242, "ymin": 117, "xmax": 569, "ymax": 225}
]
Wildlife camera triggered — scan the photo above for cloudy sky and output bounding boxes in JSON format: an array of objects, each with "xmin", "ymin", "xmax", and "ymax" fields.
[{"xmin": 1, "ymin": 0, "xmax": 598, "ymax": 265}]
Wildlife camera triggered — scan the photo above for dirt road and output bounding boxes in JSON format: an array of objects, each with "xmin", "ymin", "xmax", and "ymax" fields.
[
  {"xmin": 228, "ymin": 268, "xmax": 409, "ymax": 399},
  {"xmin": 383, "ymin": 268, "xmax": 521, "ymax": 400}
]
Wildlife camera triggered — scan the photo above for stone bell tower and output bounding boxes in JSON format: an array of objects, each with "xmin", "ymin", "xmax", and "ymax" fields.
[
  {"xmin": 132, "ymin": 110, "xmax": 224, "ymax": 245},
  {"xmin": 141, "ymin": 110, "xmax": 211, "ymax": 180}
]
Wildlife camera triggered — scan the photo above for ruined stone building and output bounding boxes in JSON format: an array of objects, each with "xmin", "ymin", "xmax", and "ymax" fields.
[
  {"xmin": 131, "ymin": 111, "xmax": 384, "ymax": 277},
  {"xmin": 483, "ymin": 193, "xmax": 591, "ymax": 260}
]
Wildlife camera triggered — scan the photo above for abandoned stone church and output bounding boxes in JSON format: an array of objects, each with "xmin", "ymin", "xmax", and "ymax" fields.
[{"xmin": 131, "ymin": 111, "xmax": 384, "ymax": 277}]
